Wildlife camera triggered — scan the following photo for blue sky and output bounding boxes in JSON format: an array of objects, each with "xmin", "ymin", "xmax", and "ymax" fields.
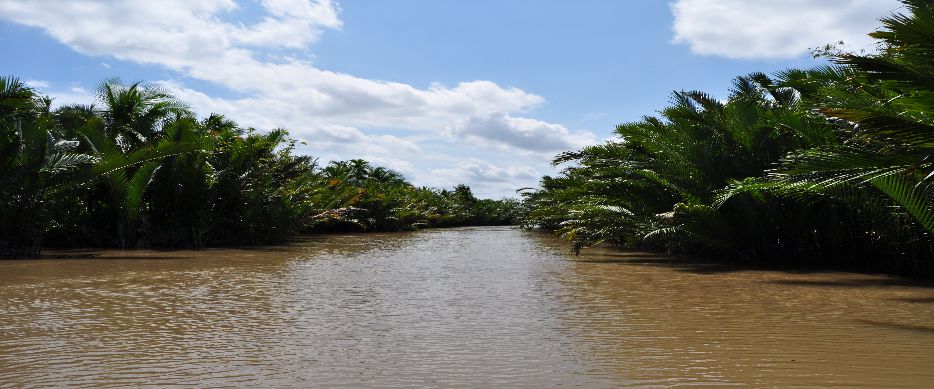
[{"xmin": 0, "ymin": 0, "xmax": 902, "ymax": 197}]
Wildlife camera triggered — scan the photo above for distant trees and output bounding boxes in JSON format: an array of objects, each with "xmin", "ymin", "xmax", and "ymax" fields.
[
  {"xmin": 0, "ymin": 78, "xmax": 520, "ymax": 256},
  {"xmin": 310, "ymin": 161, "xmax": 517, "ymax": 232},
  {"xmin": 521, "ymin": 0, "xmax": 934, "ymax": 279}
]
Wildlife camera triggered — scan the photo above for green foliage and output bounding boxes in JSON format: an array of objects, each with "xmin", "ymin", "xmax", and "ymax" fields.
[
  {"xmin": 522, "ymin": 1, "xmax": 934, "ymax": 279},
  {"xmin": 523, "ymin": 72, "xmax": 824, "ymax": 252},
  {"xmin": 309, "ymin": 160, "xmax": 518, "ymax": 232},
  {"xmin": 0, "ymin": 77, "xmax": 521, "ymax": 254},
  {"xmin": 0, "ymin": 78, "xmax": 96, "ymax": 255}
]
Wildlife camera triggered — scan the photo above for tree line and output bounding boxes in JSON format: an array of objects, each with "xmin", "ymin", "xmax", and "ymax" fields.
[
  {"xmin": 520, "ymin": 0, "xmax": 934, "ymax": 279},
  {"xmin": 0, "ymin": 78, "xmax": 520, "ymax": 256}
]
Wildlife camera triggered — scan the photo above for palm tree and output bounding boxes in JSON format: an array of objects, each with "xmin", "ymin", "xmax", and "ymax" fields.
[
  {"xmin": 758, "ymin": 1, "xmax": 934, "ymax": 233},
  {"xmin": 79, "ymin": 117, "xmax": 201, "ymax": 248},
  {"xmin": 81, "ymin": 81, "xmax": 198, "ymax": 248},
  {"xmin": 96, "ymin": 79, "xmax": 188, "ymax": 148},
  {"xmin": 523, "ymin": 74, "xmax": 827, "ymax": 253},
  {"xmin": 0, "ymin": 78, "xmax": 97, "ymax": 255},
  {"xmin": 370, "ymin": 166, "xmax": 407, "ymax": 185}
]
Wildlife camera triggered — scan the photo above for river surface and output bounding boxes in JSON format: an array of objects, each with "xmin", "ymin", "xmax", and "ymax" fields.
[{"xmin": 1, "ymin": 227, "xmax": 933, "ymax": 388}]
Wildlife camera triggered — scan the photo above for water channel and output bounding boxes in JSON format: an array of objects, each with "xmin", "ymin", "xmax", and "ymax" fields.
[{"xmin": 1, "ymin": 227, "xmax": 933, "ymax": 387}]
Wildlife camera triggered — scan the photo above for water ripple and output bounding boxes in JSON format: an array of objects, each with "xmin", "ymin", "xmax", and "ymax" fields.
[{"xmin": 0, "ymin": 227, "xmax": 933, "ymax": 387}]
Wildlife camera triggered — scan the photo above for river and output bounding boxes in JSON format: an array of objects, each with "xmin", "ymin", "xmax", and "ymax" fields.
[{"xmin": 1, "ymin": 227, "xmax": 933, "ymax": 387}]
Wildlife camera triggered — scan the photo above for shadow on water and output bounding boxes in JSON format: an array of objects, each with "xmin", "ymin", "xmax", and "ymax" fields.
[
  {"xmin": 42, "ymin": 253, "xmax": 188, "ymax": 261},
  {"xmin": 17, "ymin": 230, "xmax": 420, "ymax": 265},
  {"xmin": 32, "ymin": 242, "xmax": 310, "ymax": 262},
  {"xmin": 768, "ymin": 278, "xmax": 925, "ymax": 288},
  {"xmin": 572, "ymin": 255, "xmax": 743, "ymax": 275},
  {"xmin": 856, "ymin": 319, "xmax": 934, "ymax": 335},
  {"xmin": 570, "ymin": 248, "xmax": 934, "ymax": 288},
  {"xmin": 889, "ymin": 296, "xmax": 934, "ymax": 304}
]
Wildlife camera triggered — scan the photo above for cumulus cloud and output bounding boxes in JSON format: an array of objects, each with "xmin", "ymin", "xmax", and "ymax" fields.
[
  {"xmin": 41, "ymin": 85, "xmax": 97, "ymax": 107},
  {"xmin": 425, "ymin": 160, "xmax": 541, "ymax": 198},
  {"xmin": 0, "ymin": 0, "xmax": 591, "ymax": 196},
  {"xmin": 448, "ymin": 112, "xmax": 596, "ymax": 153},
  {"xmin": 24, "ymin": 79, "xmax": 50, "ymax": 89},
  {"xmin": 231, "ymin": 0, "xmax": 342, "ymax": 48},
  {"xmin": 25, "ymin": 80, "xmax": 97, "ymax": 109},
  {"xmin": 670, "ymin": 0, "xmax": 903, "ymax": 59},
  {"xmin": 0, "ymin": 0, "xmax": 553, "ymax": 136}
]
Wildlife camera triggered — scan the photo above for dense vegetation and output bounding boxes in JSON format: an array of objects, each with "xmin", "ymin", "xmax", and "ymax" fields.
[
  {"xmin": 522, "ymin": 0, "xmax": 934, "ymax": 279},
  {"xmin": 0, "ymin": 78, "xmax": 519, "ymax": 256}
]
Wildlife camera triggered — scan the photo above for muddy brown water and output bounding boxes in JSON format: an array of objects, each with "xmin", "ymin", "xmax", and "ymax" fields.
[{"xmin": 1, "ymin": 227, "xmax": 933, "ymax": 387}]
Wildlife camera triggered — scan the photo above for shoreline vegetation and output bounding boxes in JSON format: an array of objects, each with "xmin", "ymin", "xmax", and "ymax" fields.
[
  {"xmin": 0, "ymin": 77, "xmax": 521, "ymax": 256},
  {"xmin": 520, "ymin": 0, "xmax": 934, "ymax": 280},
  {"xmin": 4, "ymin": 0, "xmax": 934, "ymax": 284}
]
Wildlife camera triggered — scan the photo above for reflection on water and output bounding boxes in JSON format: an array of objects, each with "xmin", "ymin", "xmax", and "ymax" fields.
[{"xmin": 1, "ymin": 227, "xmax": 933, "ymax": 387}]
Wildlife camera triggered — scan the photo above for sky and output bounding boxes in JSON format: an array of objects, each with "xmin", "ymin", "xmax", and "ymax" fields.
[{"xmin": 0, "ymin": 0, "xmax": 903, "ymax": 197}]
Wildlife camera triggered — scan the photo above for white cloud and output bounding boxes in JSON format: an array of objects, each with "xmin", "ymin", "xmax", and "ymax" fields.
[
  {"xmin": 299, "ymin": 125, "xmax": 422, "ymax": 155},
  {"xmin": 231, "ymin": 0, "xmax": 342, "ymax": 48},
  {"xmin": 39, "ymin": 85, "xmax": 97, "ymax": 107},
  {"xmin": 0, "ymin": 0, "xmax": 592, "ymax": 197},
  {"xmin": 448, "ymin": 112, "xmax": 597, "ymax": 154},
  {"xmin": 670, "ymin": 0, "xmax": 902, "ymax": 59},
  {"xmin": 25, "ymin": 79, "xmax": 50, "ymax": 89},
  {"xmin": 0, "ymin": 0, "xmax": 550, "ymax": 134},
  {"xmin": 426, "ymin": 160, "xmax": 541, "ymax": 198},
  {"xmin": 360, "ymin": 156, "xmax": 417, "ymax": 179}
]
